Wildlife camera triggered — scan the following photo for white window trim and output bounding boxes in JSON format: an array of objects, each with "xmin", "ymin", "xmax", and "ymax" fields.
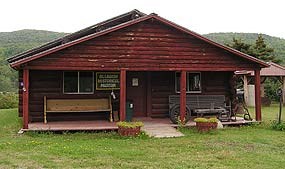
[
  {"xmin": 63, "ymin": 71, "xmax": 94, "ymax": 94},
  {"xmin": 175, "ymin": 72, "xmax": 202, "ymax": 94}
]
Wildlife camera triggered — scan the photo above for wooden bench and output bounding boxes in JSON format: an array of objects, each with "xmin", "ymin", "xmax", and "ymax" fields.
[
  {"xmin": 43, "ymin": 96, "xmax": 113, "ymax": 123},
  {"xmin": 169, "ymin": 95, "xmax": 231, "ymax": 122}
]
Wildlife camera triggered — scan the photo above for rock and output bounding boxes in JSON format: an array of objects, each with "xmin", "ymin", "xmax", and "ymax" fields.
[{"xmin": 217, "ymin": 120, "xmax": 223, "ymax": 129}]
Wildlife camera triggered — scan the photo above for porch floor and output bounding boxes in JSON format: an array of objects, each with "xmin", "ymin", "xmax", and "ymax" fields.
[{"xmin": 25, "ymin": 117, "xmax": 255, "ymax": 132}]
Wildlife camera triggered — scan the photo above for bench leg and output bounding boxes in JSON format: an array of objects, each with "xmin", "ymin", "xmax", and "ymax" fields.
[
  {"xmin": 110, "ymin": 111, "xmax": 113, "ymax": 122},
  {"xmin": 44, "ymin": 112, "xmax": 47, "ymax": 124}
]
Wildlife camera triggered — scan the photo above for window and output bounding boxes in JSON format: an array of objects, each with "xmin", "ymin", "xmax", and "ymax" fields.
[
  {"xmin": 63, "ymin": 71, "xmax": 94, "ymax": 94},
  {"xmin": 175, "ymin": 72, "xmax": 201, "ymax": 93}
]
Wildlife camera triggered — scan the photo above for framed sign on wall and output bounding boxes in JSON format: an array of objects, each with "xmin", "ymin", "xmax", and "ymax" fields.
[{"xmin": 96, "ymin": 72, "xmax": 120, "ymax": 90}]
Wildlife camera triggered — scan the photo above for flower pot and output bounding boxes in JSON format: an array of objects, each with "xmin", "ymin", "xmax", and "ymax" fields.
[
  {"xmin": 118, "ymin": 126, "xmax": 141, "ymax": 136},
  {"xmin": 196, "ymin": 122, "xmax": 218, "ymax": 132}
]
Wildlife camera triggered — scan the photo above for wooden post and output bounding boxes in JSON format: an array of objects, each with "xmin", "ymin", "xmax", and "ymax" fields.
[
  {"xmin": 120, "ymin": 69, "xmax": 126, "ymax": 121},
  {"xmin": 23, "ymin": 68, "xmax": 29, "ymax": 129},
  {"xmin": 282, "ymin": 76, "xmax": 285, "ymax": 105},
  {"xmin": 146, "ymin": 72, "xmax": 152, "ymax": 117},
  {"xmin": 254, "ymin": 69, "xmax": 262, "ymax": 121},
  {"xmin": 180, "ymin": 70, "xmax": 187, "ymax": 123},
  {"xmin": 243, "ymin": 75, "xmax": 249, "ymax": 105}
]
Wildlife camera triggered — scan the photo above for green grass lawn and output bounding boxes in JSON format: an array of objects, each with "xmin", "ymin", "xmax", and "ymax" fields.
[{"xmin": 0, "ymin": 105, "xmax": 285, "ymax": 169}]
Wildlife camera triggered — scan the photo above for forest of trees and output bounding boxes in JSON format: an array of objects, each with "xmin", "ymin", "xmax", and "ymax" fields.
[
  {"xmin": 0, "ymin": 29, "xmax": 67, "ymax": 92},
  {"xmin": 0, "ymin": 29, "xmax": 285, "ymax": 93}
]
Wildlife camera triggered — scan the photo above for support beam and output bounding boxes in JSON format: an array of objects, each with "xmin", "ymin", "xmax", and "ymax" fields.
[
  {"xmin": 180, "ymin": 70, "xmax": 187, "ymax": 123},
  {"xmin": 254, "ymin": 69, "xmax": 262, "ymax": 121},
  {"xmin": 146, "ymin": 72, "xmax": 152, "ymax": 117},
  {"xmin": 282, "ymin": 76, "xmax": 285, "ymax": 105},
  {"xmin": 243, "ymin": 75, "xmax": 249, "ymax": 105},
  {"xmin": 22, "ymin": 69, "xmax": 29, "ymax": 129},
  {"xmin": 120, "ymin": 69, "xmax": 126, "ymax": 121}
]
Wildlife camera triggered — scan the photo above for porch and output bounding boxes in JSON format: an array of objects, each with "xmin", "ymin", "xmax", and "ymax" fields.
[{"xmin": 25, "ymin": 117, "xmax": 255, "ymax": 132}]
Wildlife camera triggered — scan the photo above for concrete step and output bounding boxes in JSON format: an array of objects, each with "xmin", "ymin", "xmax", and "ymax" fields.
[{"xmin": 142, "ymin": 125, "xmax": 184, "ymax": 138}]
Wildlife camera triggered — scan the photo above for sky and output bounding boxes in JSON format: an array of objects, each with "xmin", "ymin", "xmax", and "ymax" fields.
[{"xmin": 1, "ymin": 0, "xmax": 285, "ymax": 39}]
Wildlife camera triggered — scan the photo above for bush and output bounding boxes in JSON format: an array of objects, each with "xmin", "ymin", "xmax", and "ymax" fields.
[
  {"xmin": 264, "ymin": 78, "xmax": 281, "ymax": 102},
  {"xmin": 194, "ymin": 117, "xmax": 218, "ymax": 123},
  {"xmin": 116, "ymin": 121, "xmax": 144, "ymax": 128},
  {"xmin": 0, "ymin": 92, "xmax": 18, "ymax": 109},
  {"xmin": 271, "ymin": 120, "xmax": 285, "ymax": 131}
]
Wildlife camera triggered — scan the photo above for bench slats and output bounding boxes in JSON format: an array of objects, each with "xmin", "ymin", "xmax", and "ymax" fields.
[{"xmin": 44, "ymin": 96, "xmax": 113, "ymax": 123}]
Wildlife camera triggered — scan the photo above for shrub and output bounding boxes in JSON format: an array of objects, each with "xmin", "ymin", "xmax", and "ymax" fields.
[
  {"xmin": 0, "ymin": 92, "xmax": 18, "ymax": 109},
  {"xmin": 271, "ymin": 120, "xmax": 285, "ymax": 131},
  {"xmin": 194, "ymin": 117, "xmax": 218, "ymax": 123},
  {"xmin": 116, "ymin": 121, "xmax": 144, "ymax": 128}
]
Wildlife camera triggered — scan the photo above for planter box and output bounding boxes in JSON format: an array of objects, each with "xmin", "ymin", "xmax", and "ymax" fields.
[
  {"xmin": 118, "ymin": 126, "xmax": 141, "ymax": 136},
  {"xmin": 196, "ymin": 122, "xmax": 218, "ymax": 132}
]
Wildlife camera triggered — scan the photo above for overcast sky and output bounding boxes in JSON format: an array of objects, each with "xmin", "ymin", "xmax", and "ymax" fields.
[{"xmin": 1, "ymin": 0, "xmax": 285, "ymax": 39}]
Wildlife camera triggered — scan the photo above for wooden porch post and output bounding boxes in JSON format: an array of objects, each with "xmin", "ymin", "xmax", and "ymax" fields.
[
  {"xmin": 254, "ymin": 69, "xmax": 262, "ymax": 121},
  {"xmin": 243, "ymin": 75, "xmax": 249, "ymax": 105},
  {"xmin": 120, "ymin": 69, "xmax": 126, "ymax": 121},
  {"xmin": 180, "ymin": 70, "xmax": 187, "ymax": 122},
  {"xmin": 282, "ymin": 76, "xmax": 285, "ymax": 104},
  {"xmin": 23, "ymin": 68, "xmax": 29, "ymax": 129}
]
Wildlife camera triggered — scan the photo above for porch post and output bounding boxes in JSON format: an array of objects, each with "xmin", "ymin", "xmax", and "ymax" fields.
[
  {"xmin": 243, "ymin": 75, "xmax": 249, "ymax": 105},
  {"xmin": 23, "ymin": 68, "xmax": 29, "ymax": 129},
  {"xmin": 180, "ymin": 70, "xmax": 187, "ymax": 122},
  {"xmin": 254, "ymin": 69, "xmax": 262, "ymax": 121},
  {"xmin": 281, "ymin": 76, "xmax": 285, "ymax": 105},
  {"xmin": 120, "ymin": 69, "xmax": 126, "ymax": 121}
]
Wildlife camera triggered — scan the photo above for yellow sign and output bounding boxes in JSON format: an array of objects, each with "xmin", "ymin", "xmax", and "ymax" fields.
[{"xmin": 96, "ymin": 72, "xmax": 120, "ymax": 90}]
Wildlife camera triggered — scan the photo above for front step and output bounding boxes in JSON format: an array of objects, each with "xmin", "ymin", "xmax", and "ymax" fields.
[{"xmin": 142, "ymin": 124, "xmax": 184, "ymax": 138}]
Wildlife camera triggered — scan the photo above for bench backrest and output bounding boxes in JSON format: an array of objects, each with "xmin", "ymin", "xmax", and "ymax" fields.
[
  {"xmin": 169, "ymin": 95, "xmax": 226, "ymax": 110},
  {"xmin": 46, "ymin": 98, "xmax": 111, "ymax": 111}
]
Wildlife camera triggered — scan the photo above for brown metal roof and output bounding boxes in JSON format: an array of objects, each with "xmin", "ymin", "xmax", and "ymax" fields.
[
  {"xmin": 236, "ymin": 62, "xmax": 285, "ymax": 76},
  {"xmin": 8, "ymin": 9, "xmax": 269, "ymax": 69}
]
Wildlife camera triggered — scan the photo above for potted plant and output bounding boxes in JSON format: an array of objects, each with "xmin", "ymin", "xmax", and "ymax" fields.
[
  {"xmin": 116, "ymin": 121, "xmax": 144, "ymax": 136},
  {"xmin": 194, "ymin": 117, "xmax": 218, "ymax": 132}
]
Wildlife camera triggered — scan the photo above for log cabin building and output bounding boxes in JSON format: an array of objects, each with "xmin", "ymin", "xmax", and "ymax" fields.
[{"xmin": 7, "ymin": 10, "xmax": 268, "ymax": 129}]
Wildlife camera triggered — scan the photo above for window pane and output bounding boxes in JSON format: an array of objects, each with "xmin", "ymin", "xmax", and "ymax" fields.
[
  {"xmin": 188, "ymin": 73, "xmax": 201, "ymax": 91},
  {"xmin": 79, "ymin": 72, "xmax": 93, "ymax": 93},
  {"xmin": 64, "ymin": 72, "xmax": 78, "ymax": 93}
]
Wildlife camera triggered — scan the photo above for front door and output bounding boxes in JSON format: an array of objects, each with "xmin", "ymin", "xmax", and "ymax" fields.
[{"xmin": 126, "ymin": 72, "xmax": 147, "ymax": 117}]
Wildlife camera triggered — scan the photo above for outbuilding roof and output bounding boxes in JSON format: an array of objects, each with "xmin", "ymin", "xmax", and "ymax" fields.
[
  {"xmin": 7, "ymin": 9, "xmax": 269, "ymax": 69},
  {"xmin": 236, "ymin": 62, "xmax": 285, "ymax": 77}
]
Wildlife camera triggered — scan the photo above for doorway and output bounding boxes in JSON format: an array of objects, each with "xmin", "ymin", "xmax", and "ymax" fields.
[{"xmin": 126, "ymin": 72, "xmax": 147, "ymax": 117}]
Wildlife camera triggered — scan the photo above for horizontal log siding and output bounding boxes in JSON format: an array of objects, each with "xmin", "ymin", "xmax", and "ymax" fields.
[
  {"xmin": 150, "ymin": 71, "xmax": 231, "ymax": 117},
  {"xmin": 27, "ymin": 20, "xmax": 259, "ymax": 71},
  {"xmin": 28, "ymin": 70, "xmax": 119, "ymax": 122}
]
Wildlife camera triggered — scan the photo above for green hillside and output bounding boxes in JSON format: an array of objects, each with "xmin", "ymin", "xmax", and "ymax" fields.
[
  {"xmin": 204, "ymin": 33, "xmax": 285, "ymax": 62},
  {"xmin": 0, "ymin": 30, "xmax": 285, "ymax": 92},
  {"xmin": 0, "ymin": 29, "xmax": 67, "ymax": 92}
]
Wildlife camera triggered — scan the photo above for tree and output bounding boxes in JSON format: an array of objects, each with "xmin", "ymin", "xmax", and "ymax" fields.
[
  {"xmin": 226, "ymin": 35, "xmax": 281, "ymax": 63},
  {"xmin": 226, "ymin": 38, "xmax": 252, "ymax": 54},
  {"xmin": 252, "ymin": 35, "xmax": 281, "ymax": 63}
]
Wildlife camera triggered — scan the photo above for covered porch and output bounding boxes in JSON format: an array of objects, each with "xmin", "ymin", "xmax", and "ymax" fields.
[
  {"xmin": 25, "ymin": 117, "xmax": 255, "ymax": 132},
  {"xmin": 20, "ymin": 68, "xmax": 263, "ymax": 129}
]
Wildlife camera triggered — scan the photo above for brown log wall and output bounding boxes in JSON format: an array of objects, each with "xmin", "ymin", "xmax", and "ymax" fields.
[
  {"xmin": 27, "ymin": 20, "xmax": 259, "ymax": 71},
  {"xmin": 22, "ymin": 70, "xmax": 231, "ymax": 121},
  {"xmin": 27, "ymin": 70, "xmax": 119, "ymax": 122},
  {"xmin": 150, "ymin": 71, "xmax": 231, "ymax": 117}
]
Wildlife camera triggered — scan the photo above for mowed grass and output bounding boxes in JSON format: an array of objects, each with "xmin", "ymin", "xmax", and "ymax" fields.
[{"xmin": 0, "ymin": 105, "xmax": 285, "ymax": 169}]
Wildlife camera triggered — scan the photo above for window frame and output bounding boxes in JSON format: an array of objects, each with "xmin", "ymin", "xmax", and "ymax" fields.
[
  {"xmin": 63, "ymin": 71, "xmax": 94, "ymax": 94},
  {"xmin": 175, "ymin": 72, "xmax": 202, "ymax": 94}
]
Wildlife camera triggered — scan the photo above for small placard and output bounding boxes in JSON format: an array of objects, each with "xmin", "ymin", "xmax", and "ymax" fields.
[{"xmin": 132, "ymin": 78, "xmax": 139, "ymax": 86}]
